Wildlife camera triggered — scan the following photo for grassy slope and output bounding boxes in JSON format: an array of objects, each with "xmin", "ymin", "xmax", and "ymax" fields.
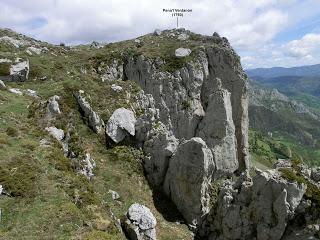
[{"xmin": 0, "ymin": 30, "xmax": 196, "ymax": 239}]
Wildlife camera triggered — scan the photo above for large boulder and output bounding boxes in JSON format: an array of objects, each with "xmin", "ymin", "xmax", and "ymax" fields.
[
  {"xmin": 106, "ymin": 108, "xmax": 136, "ymax": 143},
  {"xmin": 74, "ymin": 91, "xmax": 104, "ymax": 134},
  {"xmin": 164, "ymin": 138, "xmax": 215, "ymax": 226},
  {"xmin": 175, "ymin": 48, "xmax": 191, "ymax": 57},
  {"xmin": 122, "ymin": 203, "xmax": 157, "ymax": 240},
  {"xmin": 10, "ymin": 59, "xmax": 29, "ymax": 81}
]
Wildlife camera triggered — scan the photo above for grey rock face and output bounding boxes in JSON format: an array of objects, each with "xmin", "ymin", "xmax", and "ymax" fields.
[
  {"xmin": 99, "ymin": 60, "xmax": 123, "ymax": 82},
  {"xmin": 144, "ymin": 124, "xmax": 178, "ymax": 186},
  {"xmin": 10, "ymin": 59, "xmax": 29, "ymax": 81},
  {"xmin": 74, "ymin": 91, "xmax": 104, "ymax": 134},
  {"xmin": 106, "ymin": 108, "xmax": 136, "ymax": 143},
  {"xmin": 123, "ymin": 203, "xmax": 157, "ymax": 240},
  {"xmin": 164, "ymin": 138, "xmax": 215, "ymax": 226},
  {"xmin": 124, "ymin": 44, "xmax": 249, "ymax": 225},
  {"xmin": 175, "ymin": 48, "xmax": 191, "ymax": 57},
  {"xmin": 200, "ymin": 170, "xmax": 306, "ymax": 240}
]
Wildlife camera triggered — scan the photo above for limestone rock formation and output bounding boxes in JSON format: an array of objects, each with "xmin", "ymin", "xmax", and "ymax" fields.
[
  {"xmin": 122, "ymin": 203, "xmax": 157, "ymax": 240},
  {"xmin": 199, "ymin": 170, "xmax": 307, "ymax": 240},
  {"xmin": 106, "ymin": 108, "xmax": 136, "ymax": 143},
  {"xmin": 74, "ymin": 90, "xmax": 104, "ymax": 134},
  {"xmin": 164, "ymin": 137, "xmax": 215, "ymax": 226},
  {"xmin": 124, "ymin": 31, "xmax": 249, "ymax": 226},
  {"xmin": 99, "ymin": 60, "xmax": 123, "ymax": 82}
]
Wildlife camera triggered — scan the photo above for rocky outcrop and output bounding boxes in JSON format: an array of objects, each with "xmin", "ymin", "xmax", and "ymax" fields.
[
  {"xmin": 199, "ymin": 170, "xmax": 306, "ymax": 240},
  {"xmin": 74, "ymin": 90, "xmax": 104, "ymax": 134},
  {"xmin": 164, "ymin": 138, "xmax": 215, "ymax": 226},
  {"xmin": 99, "ymin": 60, "xmax": 123, "ymax": 82},
  {"xmin": 106, "ymin": 108, "xmax": 136, "ymax": 143},
  {"xmin": 122, "ymin": 203, "xmax": 157, "ymax": 240},
  {"xmin": 123, "ymin": 30, "xmax": 249, "ymax": 227}
]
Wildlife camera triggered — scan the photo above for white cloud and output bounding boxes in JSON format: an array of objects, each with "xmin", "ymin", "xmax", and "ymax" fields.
[
  {"xmin": 0, "ymin": 0, "xmax": 288, "ymax": 49},
  {"xmin": 284, "ymin": 33, "xmax": 320, "ymax": 58}
]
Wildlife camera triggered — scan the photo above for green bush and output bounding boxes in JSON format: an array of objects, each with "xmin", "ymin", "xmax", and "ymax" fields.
[
  {"xmin": 0, "ymin": 62, "xmax": 10, "ymax": 76},
  {"xmin": 6, "ymin": 126, "xmax": 19, "ymax": 137}
]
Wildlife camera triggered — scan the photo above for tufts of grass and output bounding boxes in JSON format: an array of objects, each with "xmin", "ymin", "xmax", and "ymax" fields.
[{"xmin": 0, "ymin": 155, "xmax": 41, "ymax": 198}]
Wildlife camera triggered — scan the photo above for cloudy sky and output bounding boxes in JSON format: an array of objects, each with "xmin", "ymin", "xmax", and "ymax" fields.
[{"xmin": 0, "ymin": 0, "xmax": 320, "ymax": 69}]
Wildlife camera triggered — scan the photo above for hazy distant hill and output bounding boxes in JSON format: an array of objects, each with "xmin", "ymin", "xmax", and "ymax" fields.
[{"xmin": 247, "ymin": 64, "xmax": 320, "ymax": 78}]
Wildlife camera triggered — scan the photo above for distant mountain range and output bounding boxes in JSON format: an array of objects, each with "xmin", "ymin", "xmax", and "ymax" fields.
[
  {"xmin": 246, "ymin": 64, "xmax": 320, "ymax": 78},
  {"xmin": 247, "ymin": 64, "xmax": 320, "ymax": 166}
]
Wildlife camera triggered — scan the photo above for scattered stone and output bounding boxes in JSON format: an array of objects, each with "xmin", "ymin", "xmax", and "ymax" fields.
[
  {"xmin": 108, "ymin": 190, "xmax": 120, "ymax": 200},
  {"xmin": 274, "ymin": 159, "xmax": 292, "ymax": 169},
  {"xmin": 78, "ymin": 153, "xmax": 96, "ymax": 180},
  {"xmin": 45, "ymin": 126, "xmax": 64, "ymax": 141},
  {"xmin": 122, "ymin": 203, "xmax": 157, "ymax": 240},
  {"xmin": 134, "ymin": 39, "xmax": 141, "ymax": 44},
  {"xmin": 24, "ymin": 89, "xmax": 38, "ymax": 98},
  {"xmin": 27, "ymin": 46, "xmax": 42, "ymax": 55},
  {"xmin": 8, "ymin": 88, "xmax": 23, "ymax": 95},
  {"xmin": 40, "ymin": 76, "xmax": 47, "ymax": 81},
  {"xmin": 153, "ymin": 29, "xmax": 162, "ymax": 36},
  {"xmin": 111, "ymin": 84, "xmax": 123, "ymax": 92},
  {"xmin": 0, "ymin": 185, "xmax": 3, "ymax": 195},
  {"xmin": 177, "ymin": 33, "xmax": 189, "ymax": 41},
  {"xmin": 106, "ymin": 108, "xmax": 136, "ymax": 143},
  {"xmin": 39, "ymin": 138, "xmax": 51, "ymax": 146},
  {"xmin": 175, "ymin": 48, "xmax": 191, "ymax": 57},
  {"xmin": 0, "ymin": 80, "xmax": 6, "ymax": 89},
  {"xmin": 74, "ymin": 91, "xmax": 105, "ymax": 134},
  {"xmin": 47, "ymin": 95, "xmax": 61, "ymax": 118}
]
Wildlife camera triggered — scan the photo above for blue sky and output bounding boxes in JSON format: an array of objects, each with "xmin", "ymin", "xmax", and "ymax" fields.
[{"xmin": 0, "ymin": 0, "xmax": 320, "ymax": 69}]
